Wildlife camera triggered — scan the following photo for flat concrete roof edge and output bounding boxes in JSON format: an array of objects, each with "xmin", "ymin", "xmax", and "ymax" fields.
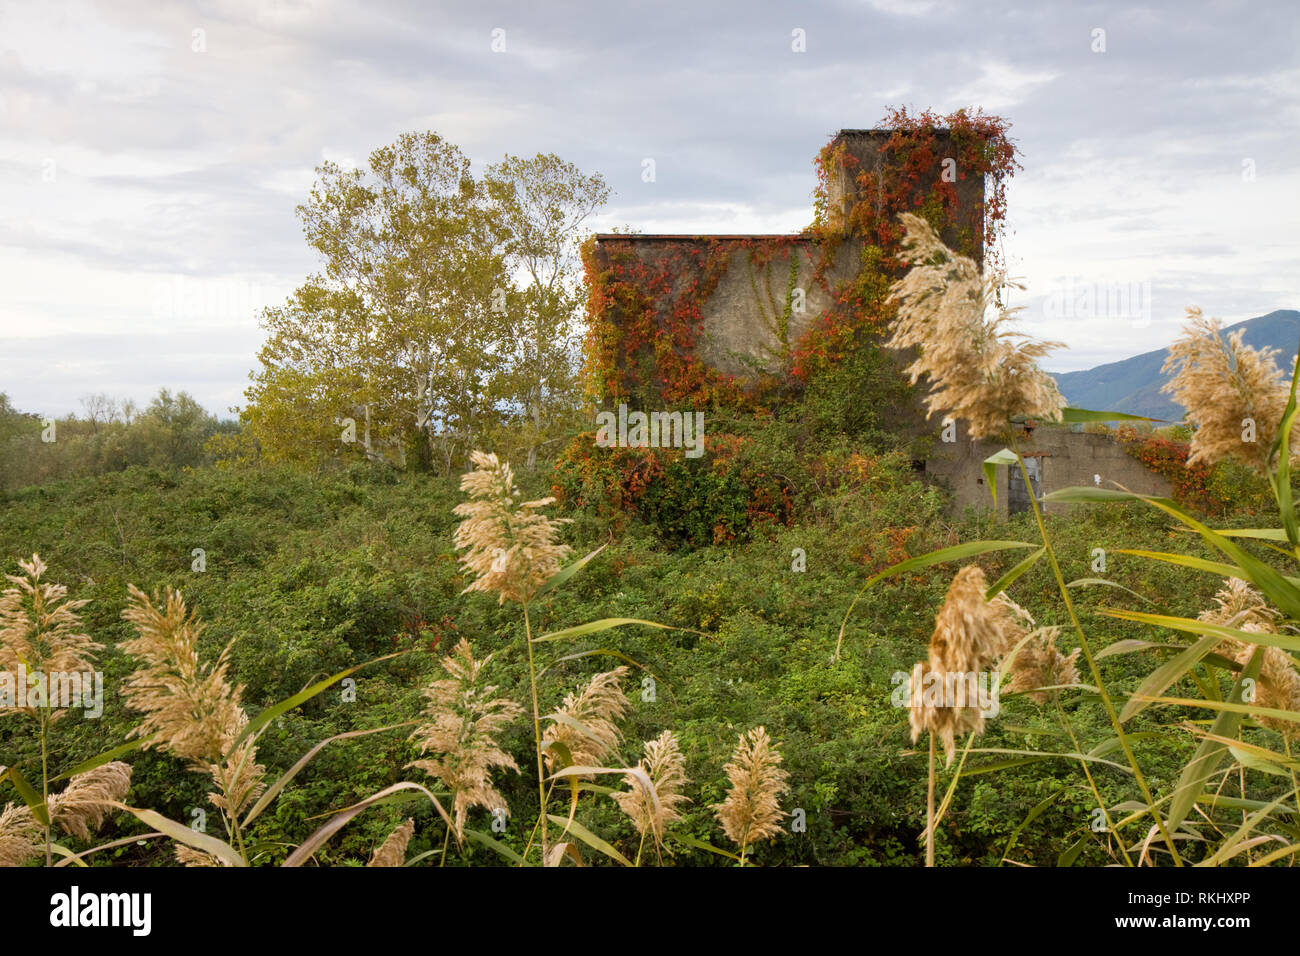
[{"xmin": 593, "ymin": 233, "xmax": 813, "ymax": 241}]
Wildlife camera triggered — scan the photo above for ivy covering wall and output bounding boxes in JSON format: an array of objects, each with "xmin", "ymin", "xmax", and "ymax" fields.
[
  {"xmin": 559, "ymin": 109, "xmax": 1022, "ymax": 545},
  {"xmin": 580, "ymin": 107, "xmax": 1020, "ymax": 410}
]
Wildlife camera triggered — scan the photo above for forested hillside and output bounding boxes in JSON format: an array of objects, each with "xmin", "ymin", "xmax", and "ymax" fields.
[{"xmin": 1052, "ymin": 310, "xmax": 1300, "ymax": 420}]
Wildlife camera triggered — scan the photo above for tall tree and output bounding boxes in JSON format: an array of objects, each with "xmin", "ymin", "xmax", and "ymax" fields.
[
  {"xmin": 485, "ymin": 154, "xmax": 610, "ymax": 468},
  {"xmin": 244, "ymin": 132, "xmax": 510, "ymax": 473},
  {"xmin": 79, "ymin": 393, "xmax": 120, "ymax": 433}
]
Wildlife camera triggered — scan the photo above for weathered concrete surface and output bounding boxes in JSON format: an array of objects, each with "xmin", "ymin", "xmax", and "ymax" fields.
[
  {"xmin": 923, "ymin": 420, "xmax": 1173, "ymax": 517},
  {"xmin": 695, "ymin": 240, "xmax": 861, "ymax": 379},
  {"xmin": 824, "ymin": 130, "xmax": 987, "ymax": 264},
  {"xmin": 588, "ymin": 129, "xmax": 989, "ymax": 391}
]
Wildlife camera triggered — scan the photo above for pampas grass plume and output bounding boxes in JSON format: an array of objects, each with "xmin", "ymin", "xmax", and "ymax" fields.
[
  {"xmin": 611, "ymin": 729, "xmax": 690, "ymax": 853},
  {"xmin": 0, "ymin": 802, "xmax": 42, "ymax": 867},
  {"xmin": 119, "ymin": 585, "xmax": 267, "ymax": 821},
  {"xmin": 453, "ymin": 451, "xmax": 572, "ymax": 605},
  {"xmin": 0, "ymin": 554, "xmax": 101, "ymax": 720},
  {"xmin": 409, "ymin": 639, "xmax": 523, "ymax": 843},
  {"xmin": 1162, "ymin": 308, "xmax": 1295, "ymax": 473},
  {"xmin": 367, "ymin": 818, "xmax": 415, "ymax": 867},
  {"xmin": 48, "ymin": 761, "xmax": 133, "ymax": 841},
  {"xmin": 909, "ymin": 565, "xmax": 1026, "ymax": 761},
  {"xmin": 887, "ymin": 213, "xmax": 1065, "ymax": 440},
  {"xmin": 713, "ymin": 726, "xmax": 789, "ymax": 856},
  {"xmin": 541, "ymin": 666, "xmax": 630, "ymax": 774},
  {"xmin": 1004, "ymin": 626, "xmax": 1081, "ymax": 704}
]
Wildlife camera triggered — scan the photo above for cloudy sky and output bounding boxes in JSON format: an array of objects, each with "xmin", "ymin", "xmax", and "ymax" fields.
[{"xmin": 2, "ymin": 0, "xmax": 1297, "ymax": 419}]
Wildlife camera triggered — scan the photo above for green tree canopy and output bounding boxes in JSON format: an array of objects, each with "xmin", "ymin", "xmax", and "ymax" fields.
[
  {"xmin": 245, "ymin": 131, "xmax": 511, "ymax": 473},
  {"xmin": 485, "ymin": 153, "xmax": 610, "ymax": 468},
  {"xmin": 242, "ymin": 132, "xmax": 610, "ymax": 474}
]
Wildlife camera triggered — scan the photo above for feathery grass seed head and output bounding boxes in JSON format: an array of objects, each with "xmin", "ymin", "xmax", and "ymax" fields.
[
  {"xmin": 541, "ymin": 666, "xmax": 630, "ymax": 775},
  {"xmin": 453, "ymin": 450, "xmax": 572, "ymax": 605},
  {"xmin": 887, "ymin": 213, "xmax": 1065, "ymax": 440},
  {"xmin": 119, "ymin": 585, "xmax": 266, "ymax": 817},
  {"xmin": 909, "ymin": 565, "xmax": 1028, "ymax": 761},
  {"xmin": 175, "ymin": 845, "xmax": 230, "ymax": 867},
  {"xmin": 408, "ymin": 639, "xmax": 522, "ymax": 843},
  {"xmin": 0, "ymin": 802, "xmax": 41, "ymax": 867},
  {"xmin": 0, "ymin": 554, "xmax": 101, "ymax": 720},
  {"xmin": 1236, "ymin": 641, "xmax": 1300, "ymax": 739},
  {"xmin": 1199, "ymin": 577, "xmax": 1280, "ymax": 633},
  {"xmin": 1162, "ymin": 308, "xmax": 1295, "ymax": 473},
  {"xmin": 1004, "ymin": 627, "xmax": 1080, "ymax": 704},
  {"xmin": 118, "ymin": 585, "xmax": 245, "ymax": 764},
  {"xmin": 928, "ymin": 566, "xmax": 1024, "ymax": 676},
  {"xmin": 48, "ymin": 761, "xmax": 132, "ymax": 841},
  {"xmin": 712, "ymin": 726, "xmax": 789, "ymax": 851},
  {"xmin": 367, "ymin": 818, "xmax": 415, "ymax": 867},
  {"xmin": 611, "ymin": 729, "xmax": 690, "ymax": 852}
]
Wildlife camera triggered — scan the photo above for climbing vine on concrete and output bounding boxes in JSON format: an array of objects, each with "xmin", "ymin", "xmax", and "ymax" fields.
[
  {"xmin": 793, "ymin": 106, "xmax": 1020, "ymax": 384},
  {"xmin": 581, "ymin": 106, "xmax": 1020, "ymax": 409},
  {"xmin": 581, "ymin": 235, "xmax": 810, "ymax": 409},
  {"xmin": 1110, "ymin": 425, "xmax": 1279, "ymax": 516},
  {"xmin": 569, "ymin": 108, "xmax": 1020, "ymax": 543}
]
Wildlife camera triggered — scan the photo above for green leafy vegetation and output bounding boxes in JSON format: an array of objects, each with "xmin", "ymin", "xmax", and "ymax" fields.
[
  {"xmin": 5, "ymin": 119, "xmax": 1298, "ymax": 868},
  {"xmin": 3, "ymin": 437, "xmax": 1284, "ymax": 865}
]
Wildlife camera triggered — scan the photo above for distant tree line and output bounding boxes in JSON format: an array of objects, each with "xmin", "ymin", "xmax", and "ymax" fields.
[
  {"xmin": 2, "ymin": 131, "xmax": 611, "ymax": 490},
  {"xmin": 0, "ymin": 390, "xmax": 235, "ymax": 491}
]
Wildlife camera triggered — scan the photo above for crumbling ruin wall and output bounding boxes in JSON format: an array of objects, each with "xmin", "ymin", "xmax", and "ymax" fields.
[
  {"xmin": 584, "ymin": 128, "xmax": 990, "ymax": 407},
  {"xmin": 924, "ymin": 422, "xmax": 1174, "ymax": 517},
  {"xmin": 823, "ymin": 129, "xmax": 987, "ymax": 263}
]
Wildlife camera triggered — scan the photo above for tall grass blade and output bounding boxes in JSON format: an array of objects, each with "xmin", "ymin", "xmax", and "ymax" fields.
[
  {"xmin": 1268, "ymin": 338, "xmax": 1300, "ymax": 548},
  {"xmin": 1166, "ymin": 649, "xmax": 1264, "ymax": 832},
  {"xmin": 982, "ymin": 448, "xmax": 1018, "ymax": 505},
  {"xmin": 2, "ymin": 765, "xmax": 49, "ymax": 826},
  {"xmin": 985, "ymin": 547, "xmax": 1044, "ymax": 598},
  {"xmin": 534, "ymin": 543, "xmax": 608, "ymax": 599},
  {"xmin": 113, "ymin": 804, "xmax": 244, "ymax": 866},
  {"xmin": 532, "ymin": 618, "xmax": 686, "ymax": 644},
  {"xmin": 284, "ymin": 781, "xmax": 452, "ymax": 867},
  {"xmin": 227, "ymin": 649, "xmax": 411, "ymax": 757},
  {"xmin": 242, "ymin": 722, "xmax": 417, "ymax": 827},
  {"xmin": 545, "ymin": 813, "xmax": 630, "ymax": 866},
  {"xmin": 1119, "ymin": 634, "xmax": 1220, "ymax": 722}
]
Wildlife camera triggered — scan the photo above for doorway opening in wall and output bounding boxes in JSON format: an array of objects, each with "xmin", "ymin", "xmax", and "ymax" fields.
[{"xmin": 1008, "ymin": 455, "xmax": 1043, "ymax": 515}]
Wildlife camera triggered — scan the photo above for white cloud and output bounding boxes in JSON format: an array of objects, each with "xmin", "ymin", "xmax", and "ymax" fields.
[
  {"xmin": 0, "ymin": 0, "xmax": 1295, "ymax": 416},
  {"xmin": 944, "ymin": 60, "xmax": 1059, "ymax": 112}
]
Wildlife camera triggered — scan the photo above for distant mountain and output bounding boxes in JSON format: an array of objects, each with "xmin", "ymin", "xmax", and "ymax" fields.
[{"xmin": 1050, "ymin": 310, "xmax": 1300, "ymax": 421}]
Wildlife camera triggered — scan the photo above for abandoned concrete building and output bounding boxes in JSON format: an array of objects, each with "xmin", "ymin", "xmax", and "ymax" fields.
[{"xmin": 585, "ymin": 127, "xmax": 1171, "ymax": 516}]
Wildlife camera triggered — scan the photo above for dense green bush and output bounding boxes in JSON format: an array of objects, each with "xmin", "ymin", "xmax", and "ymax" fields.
[{"xmin": 4, "ymin": 446, "xmax": 1276, "ymax": 866}]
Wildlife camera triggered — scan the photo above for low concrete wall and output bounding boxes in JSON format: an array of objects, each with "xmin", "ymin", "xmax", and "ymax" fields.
[{"xmin": 923, "ymin": 422, "xmax": 1172, "ymax": 516}]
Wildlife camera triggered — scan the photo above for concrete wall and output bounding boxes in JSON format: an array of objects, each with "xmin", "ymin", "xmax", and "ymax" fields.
[
  {"xmin": 824, "ymin": 129, "xmax": 987, "ymax": 263},
  {"xmin": 585, "ymin": 236, "xmax": 861, "ymax": 395},
  {"xmin": 585, "ymin": 128, "xmax": 987, "ymax": 400},
  {"xmin": 588, "ymin": 128, "xmax": 991, "ymax": 397},
  {"xmin": 923, "ymin": 421, "xmax": 1173, "ymax": 517},
  {"xmin": 695, "ymin": 240, "xmax": 861, "ymax": 379}
]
